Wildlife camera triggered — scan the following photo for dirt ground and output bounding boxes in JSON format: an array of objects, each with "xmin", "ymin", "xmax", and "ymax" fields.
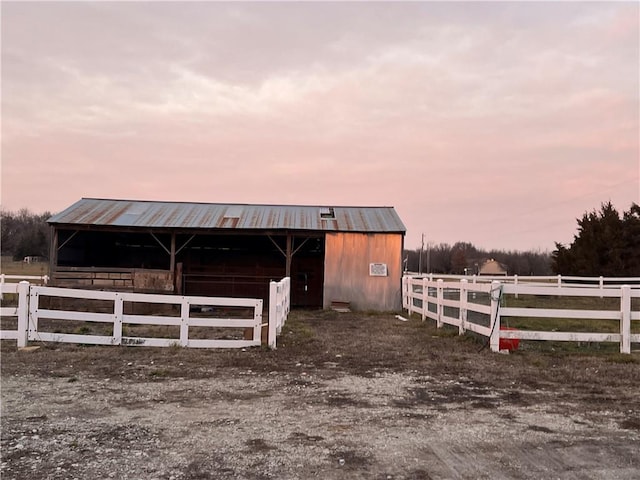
[{"xmin": 2, "ymin": 310, "xmax": 640, "ymax": 479}]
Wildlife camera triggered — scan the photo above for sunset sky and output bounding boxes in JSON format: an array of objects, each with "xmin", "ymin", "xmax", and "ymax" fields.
[{"xmin": 2, "ymin": 1, "xmax": 638, "ymax": 252}]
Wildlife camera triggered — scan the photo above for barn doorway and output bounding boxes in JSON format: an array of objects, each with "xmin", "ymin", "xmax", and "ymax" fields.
[{"xmin": 178, "ymin": 233, "xmax": 325, "ymax": 308}]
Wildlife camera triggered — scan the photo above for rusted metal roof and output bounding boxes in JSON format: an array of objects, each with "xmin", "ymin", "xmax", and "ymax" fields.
[{"xmin": 48, "ymin": 198, "xmax": 406, "ymax": 233}]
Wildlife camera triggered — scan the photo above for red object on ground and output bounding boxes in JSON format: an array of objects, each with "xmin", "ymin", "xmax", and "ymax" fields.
[{"xmin": 499, "ymin": 326, "xmax": 520, "ymax": 351}]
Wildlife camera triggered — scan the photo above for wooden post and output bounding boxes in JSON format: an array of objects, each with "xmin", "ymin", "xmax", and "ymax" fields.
[
  {"xmin": 285, "ymin": 234, "xmax": 292, "ymax": 277},
  {"xmin": 175, "ymin": 262, "xmax": 183, "ymax": 295},
  {"xmin": 170, "ymin": 233, "xmax": 176, "ymax": 273},
  {"xmin": 49, "ymin": 227, "xmax": 58, "ymax": 284}
]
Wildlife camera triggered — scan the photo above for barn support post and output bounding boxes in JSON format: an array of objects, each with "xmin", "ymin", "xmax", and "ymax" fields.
[
  {"xmin": 16, "ymin": 281, "xmax": 30, "ymax": 348},
  {"xmin": 620, "ymin": 285, "xmax": 631, "ymax": 354},
  {"xmin": 285, "ymin": 234, "xmax": 292, "ymax": 277},
  {"xmin": 170, "ymin": 233, "xmax": 176, "ymax": 273},
  {"xmin": 49, "ymin": 227, "xmax": 59, "ymax": 282}
]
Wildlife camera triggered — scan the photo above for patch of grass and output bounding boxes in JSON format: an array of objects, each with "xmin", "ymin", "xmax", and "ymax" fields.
[
  {"xmin": 74, "ymin": 326, "xmax": 92, "ymax": 335},
  {"xmin": 0, "ymin": 256, "xmax": 49, "ymax": 276},
  {"xmin": 430, "ymin": 326, "xmax": 459, "ymax": 338},
  {"xmin": 608, "ymin": 353, "xmax": 638, "ymax": 364},
  {"xmin": 283, "ymin": 313, "xmax": 316, "ymax": 341}
]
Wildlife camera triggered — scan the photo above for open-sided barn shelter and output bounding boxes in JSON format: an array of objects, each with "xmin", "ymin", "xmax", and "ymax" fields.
[{"xmin": 47, "ymin": 199, "xmax": 406, "ymax": 311}]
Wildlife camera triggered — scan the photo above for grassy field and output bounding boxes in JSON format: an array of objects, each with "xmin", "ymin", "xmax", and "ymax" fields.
[{"xmin": 1, "ymin": 256, "xmax": 49, "ymax": 276}]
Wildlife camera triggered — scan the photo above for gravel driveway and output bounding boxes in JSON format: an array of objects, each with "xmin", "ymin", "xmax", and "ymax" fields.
[{"xmin": 2, "ymin": 310, "xmax": 639, "ymax": 479}]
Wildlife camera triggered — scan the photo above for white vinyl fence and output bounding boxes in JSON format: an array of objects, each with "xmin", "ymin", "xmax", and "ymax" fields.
[
  {"xmin": 0, "ymin": 282, "xmax": 29, "ymax": 342},
  {"xmin": 268, "ymin": 277, "xmax": 291, "ymax": 349},
  {"xmin": 403, "ymin": 275, "xmax": 640, "ymax": 354},
  {"xmin": 1, "ymin": 279, "xmax": 291, "ymax": 349}
]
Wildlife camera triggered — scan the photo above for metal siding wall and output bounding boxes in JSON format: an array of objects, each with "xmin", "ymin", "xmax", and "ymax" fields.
[{"xmin": 323, "ymin": 232, "xmax": 403, "ymax": 311}]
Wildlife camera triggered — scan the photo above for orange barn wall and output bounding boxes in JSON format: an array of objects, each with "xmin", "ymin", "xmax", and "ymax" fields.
[{"xmin": 323, "ymin": 232, "xmax": 403, "ymax": 311}]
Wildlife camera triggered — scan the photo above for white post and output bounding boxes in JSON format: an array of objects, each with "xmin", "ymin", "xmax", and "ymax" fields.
[
  {"xmin": 253, "ymin": 299, "xmax": 263, "ymax": 344},
  {"xmin": 180, "ymin": 298, "xmax": 190, "ymax": 347},
  {"xmin": 28, "ymin": 287, "xmax": 39, "ymax": 342},
  {"xmin": 489, "ymin": 281, "xmax": 501, "ymax": 352},
  {"xmin": 113, "ymin": 293, "xmax": 123, "ymax": 345},
  {"xmin": 0, "ymin": 274, "xmax": 4, "ymax": 300},
  {"xmin": 402, "ymin": 276, "xmax": 408, "ymax": 310},
  {"xmin": 514, "ymin": 275, "xmax": 519, "ymax": 299},
  {"xmin": 421, "ymin": 276, "xmax": 428, "ymax": 321},
  {"xmin": 620, "ymin": 285, "xmax": 631, "ymax": 354},
  {"xmin": 459, "ymin": 279, "xmax": 467, "ymax": 334},
  {"xmin": 599, "ymin": 276, "xmax": 604, "ymax": 298},
  {"xmin": 16, "ymin": 281, "xmax": 29, "ymax": 348},
  {"xmin": 557, "ymin": 275, "xmax": 562, "ymax": 288},
  {"xmin": 436, "ymin": 279, "xmax": 444, "ymax": 328},
  {"xmin": 268, "ymin": 281, "xmax": 277, "ymax": 348}
]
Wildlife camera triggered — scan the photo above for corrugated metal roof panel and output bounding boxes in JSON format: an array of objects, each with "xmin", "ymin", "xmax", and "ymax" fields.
[{"xmin": 48, "ymin": 198, "xmax": 406, "ymax": 233}]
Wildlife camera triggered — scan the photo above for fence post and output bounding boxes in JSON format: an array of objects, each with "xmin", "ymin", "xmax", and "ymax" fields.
[
  {"xmin": 402, "ymin": 276, "xmax": 408, "ymax": 311},
  {"xmin": 489, "ymin": 281, "xmax": 501, "ymax": 352},
  {"xmin": 459, "ymin": 279, "xmax": 467, "ymax": 334},
  {"xmin": 620, "ymin": 285, "xmax": 631, "ymax": 354},
  {"xmin": 16, "ymin": 281, "xmax": 29, "ymax": 348},
  {"xmin": 268, "ymin": 281, "xmax": 278, "ymax": 348},
  {"xmin": 254, "ymin": 299, "xmax": 263, "ymax": 344},
  {"xmin": 421, "ymin": 276, "xmax": 428, "ymax": 321},
  {"xmin": 180, "ymin": 298, "xmax": 190, "ymax": 347},
  {"xmin": 599, "ymin": 276, "xmax": 604, "ymax": 298},
  {"xmin": 28, "ymin": 286, "xmax": 39, "ymax": 342},
  {"xmin": 514, "ymin": 275, "xmax": 519, "ymax": 299},
  {"xmin": 557, "ymin": 275, "xmax": 562, "ymax": 288},
  {"xmin": 436, "ymin": 279, "xmax": 444, "ymax": 328},
  {"xmin": 0, "ymin": 274, "xmax": 4, "ymax": 300},
  {"xmin": 113, "ymin": 293, "xmax": 123, "ymax": 345}
]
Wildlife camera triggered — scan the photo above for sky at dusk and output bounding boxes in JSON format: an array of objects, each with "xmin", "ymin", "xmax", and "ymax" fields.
[{"xmin": 1, "ymin": 1, "xmax": 638, "ymax": 252}]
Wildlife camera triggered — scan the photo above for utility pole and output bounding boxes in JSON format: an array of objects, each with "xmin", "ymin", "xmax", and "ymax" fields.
[
  {"xmin": 419, "ymin": 233, "xmax": 424, "ymax": 275},
  {"xmin": 427, "ymin": 241, "xmax": 431, "ymax": 274}
]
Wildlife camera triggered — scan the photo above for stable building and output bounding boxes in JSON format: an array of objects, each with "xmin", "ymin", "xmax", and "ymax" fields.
[{"xmin": 47, "ymin": 198, "xmax": 406, "ymax": 311}]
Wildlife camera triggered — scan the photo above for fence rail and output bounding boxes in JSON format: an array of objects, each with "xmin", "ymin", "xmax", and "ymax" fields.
[
  {"xmin": 406, "ymin": 273, "xmax": 640, "ymax": 289},
  {"xmin": 1, "ymin": 279, "xmax": 291, "ymax": 349},
  {"xmin": 403, "ymin": 275, "xmax": 640, "ymax": 354}
]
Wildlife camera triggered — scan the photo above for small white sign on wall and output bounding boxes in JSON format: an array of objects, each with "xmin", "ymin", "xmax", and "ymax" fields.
[{"xmin": 369, "ymin": 263, "xmax": 388, "ymax": 277}]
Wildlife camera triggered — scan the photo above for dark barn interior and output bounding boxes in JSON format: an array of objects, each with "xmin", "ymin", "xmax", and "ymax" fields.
[{"xmin": 54, "ymin": 228, "xmax": 325, "ymax": 308}]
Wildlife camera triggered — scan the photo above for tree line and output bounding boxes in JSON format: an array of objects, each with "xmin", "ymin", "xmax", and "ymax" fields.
[
  {"xmin": 403, "ymin": 242, "xmax": 552, "ymax": 275},
  {"xmin": 1, "ymin": 209, "xmax": 52, "ymax": 260}
]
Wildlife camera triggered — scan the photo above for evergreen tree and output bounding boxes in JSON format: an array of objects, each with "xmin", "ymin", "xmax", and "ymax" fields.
[{"xmin": 552, "ymin": 202, "xmax": 640, "ymax": 276}]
